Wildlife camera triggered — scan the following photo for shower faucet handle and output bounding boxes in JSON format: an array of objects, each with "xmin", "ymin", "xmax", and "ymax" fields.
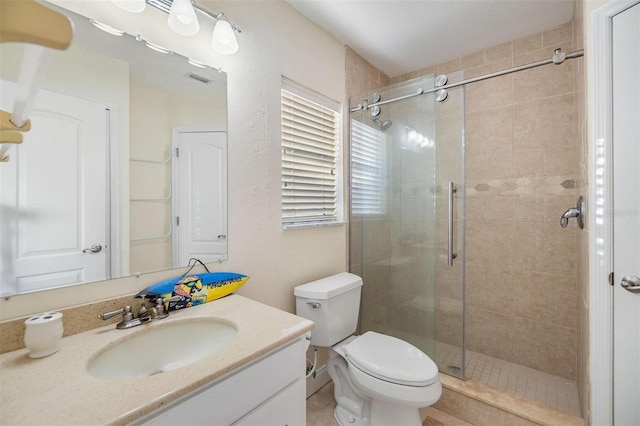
[{"xmin": 560, "ymin": 196, "xmax": 585, "ymax": 229}]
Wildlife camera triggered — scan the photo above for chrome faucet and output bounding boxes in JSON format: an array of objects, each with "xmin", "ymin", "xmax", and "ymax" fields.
[
  {"xmin": 98, "ymin": 305, "xmax": 148, "ymax": 329},
  {"xmin": 98, "ymin": 295, "xmax": 182, "ymax": 329},
  {"xmin": 560, "ymin": 195, "xmax": 585, "ymax": 229}
]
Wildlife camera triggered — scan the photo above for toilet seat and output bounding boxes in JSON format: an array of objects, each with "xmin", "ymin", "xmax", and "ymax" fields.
[{"xmin": 345, "ymin": 331, "xmax": 438, "ymax": 387}]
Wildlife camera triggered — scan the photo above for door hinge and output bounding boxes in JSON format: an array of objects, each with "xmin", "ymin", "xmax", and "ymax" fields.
[
  {"xmin": 609, "ymin": 272, "xmax": 614, "ymax": 286},
  {"xmin": 176, "ymin": 216, "xmax": 179, "ymax": 226},
  {"xmin": 175, "ymin": 147, "xmax": 179, "ymax": 158}
]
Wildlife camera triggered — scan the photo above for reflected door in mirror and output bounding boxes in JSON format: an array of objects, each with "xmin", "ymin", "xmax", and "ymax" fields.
[
  {"xmin": 0, "ymin": 80, "xmax": 109, "ymax": 295},
  {"xmin": 173, "ymin": 128, "xmax": 228, "ymax": 265}
]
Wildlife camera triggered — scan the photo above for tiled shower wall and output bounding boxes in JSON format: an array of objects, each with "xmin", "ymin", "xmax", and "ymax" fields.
[{"xmin": 390, "ymin": 21, "xmax": 579, "ymax": 381}]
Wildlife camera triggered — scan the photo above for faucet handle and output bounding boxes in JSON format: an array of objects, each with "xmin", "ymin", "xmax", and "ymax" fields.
[
  {"xmin": 99, "ymin": 306, "xmax": 132, "ymax": 321},
  {"xmin": 152, "ymin": 296, "xmax": 182, "ymax": 320}
]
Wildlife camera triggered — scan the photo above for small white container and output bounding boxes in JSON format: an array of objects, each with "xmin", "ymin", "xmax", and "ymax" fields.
[{"xmin": 24, "ymin": 312, "xmax": 63, "ymax": 358}]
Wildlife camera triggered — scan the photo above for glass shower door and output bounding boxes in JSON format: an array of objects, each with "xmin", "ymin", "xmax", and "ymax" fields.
[{"xmin": 349, "ymin": 73, "xmax": 465, "ymax": 378}]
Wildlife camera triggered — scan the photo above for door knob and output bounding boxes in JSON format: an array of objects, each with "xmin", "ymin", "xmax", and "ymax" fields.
[
  {"xmin": 82, "ymin": 244, "xmax": 102, "ymax": 253},
  {"xmin": 621, "ymin": 275, "xmax": 640, "ymax": 293}
]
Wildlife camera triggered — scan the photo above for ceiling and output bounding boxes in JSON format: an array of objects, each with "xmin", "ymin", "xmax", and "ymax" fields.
[{"xmin": 286, "ymin": 0, "xmax": 575, "ymax": 78}]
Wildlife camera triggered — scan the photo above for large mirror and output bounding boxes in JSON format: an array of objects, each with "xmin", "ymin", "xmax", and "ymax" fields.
[{"xmin": 0, "ymin": 3, "xmax": 228, "ymax": 297}]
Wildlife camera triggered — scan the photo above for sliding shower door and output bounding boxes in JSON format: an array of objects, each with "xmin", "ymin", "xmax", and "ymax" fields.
[{"xmin": 349, "ymin": 73, "xmax": 465, "ymax": 378}]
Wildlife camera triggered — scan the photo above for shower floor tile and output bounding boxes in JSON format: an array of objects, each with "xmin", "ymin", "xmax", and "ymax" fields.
[{"xmin": 436, "ymin": 342, "xmax": 581, "ymax": 417}]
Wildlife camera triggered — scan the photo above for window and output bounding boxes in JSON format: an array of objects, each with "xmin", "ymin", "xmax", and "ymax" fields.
[
  {"xmin": 350, "ymin": 120, "xmax": 387, "ymax": 216},
  {"xmin": 281, "ymin": 79, "xmax": 341, "ymax": 227}
]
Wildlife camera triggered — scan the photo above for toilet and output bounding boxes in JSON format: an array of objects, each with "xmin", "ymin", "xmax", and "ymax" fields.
[{"xmin": 294, "ymin": 272, "xmax": 441, "ymax": 426}]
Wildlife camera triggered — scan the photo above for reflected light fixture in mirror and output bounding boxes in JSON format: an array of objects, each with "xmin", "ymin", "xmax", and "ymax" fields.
[
  {"xmin": 111, "ymin": 0, "xmax": 241, "ymax": 55},
  {"xmin": 111, "ymin": 0, "xmax": 146, "ymax": 13}
]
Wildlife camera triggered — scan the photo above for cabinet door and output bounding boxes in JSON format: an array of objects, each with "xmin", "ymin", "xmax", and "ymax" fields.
[
  {"xmin": 137, "ymin": 339, "xmax": 305, "ymax": 426},
  {"xmin": 234, "ymin": 379, "xmax": 305, "ymax": 426}
]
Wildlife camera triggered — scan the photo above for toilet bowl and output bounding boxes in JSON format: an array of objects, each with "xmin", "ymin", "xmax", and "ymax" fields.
[
  {"xmin": 329, "ymin": 332, "xmax": 441, "ymax": 425},
  {"xmin": 294, "ymin": 273, "xmax": 442, "ymax": 426}
]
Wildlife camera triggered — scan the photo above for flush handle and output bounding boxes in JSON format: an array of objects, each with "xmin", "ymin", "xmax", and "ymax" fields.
[{"xmin": 307, "ymin": 302, "xmax": 321, "ymax": 309}]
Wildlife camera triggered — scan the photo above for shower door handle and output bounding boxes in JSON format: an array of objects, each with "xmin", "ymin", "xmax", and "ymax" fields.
[{"xmin": 448, "ymin": 182, "xmax": 458, "ymax": 266}]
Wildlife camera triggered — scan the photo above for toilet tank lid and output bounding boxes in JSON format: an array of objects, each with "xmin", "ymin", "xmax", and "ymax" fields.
[{"xmin": 294, "ymin": 272, "xmax": 363, "ymax": 299}]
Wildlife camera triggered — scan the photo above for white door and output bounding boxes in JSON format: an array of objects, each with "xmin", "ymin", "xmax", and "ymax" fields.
[
  {"xmin": 612, "ymin": 3, "xmax": 640, "ymax": 424},
  {"xmin": 0, "ymin": 80, "xmax": 108, "ymax": 295},
  {"xmin": 172, "ymin": 128, "xmax": 227, "ymax": 266}
]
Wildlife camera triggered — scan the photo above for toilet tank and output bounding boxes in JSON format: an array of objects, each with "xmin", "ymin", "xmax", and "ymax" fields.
[{"xmin": 294, "ymin": 272, "xmax": 363, "ymax": 347}]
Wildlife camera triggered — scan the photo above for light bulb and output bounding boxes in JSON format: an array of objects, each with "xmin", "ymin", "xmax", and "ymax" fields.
[
  {"xmin": 110, "ymin": 0, "xmax": 145, "ymax": 13},
  {"xmin": 212, "ymin": 18, "xmax": 238, "ymax": 55},
  {"xmin": 168, "ymin": 0, "xmax": 200, "ymax": 36}
]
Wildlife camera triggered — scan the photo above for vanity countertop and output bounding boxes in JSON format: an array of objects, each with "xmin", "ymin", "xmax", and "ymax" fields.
[{"xmin": 0, "ymin": 295, "xmax": 314, "ymax": 425}]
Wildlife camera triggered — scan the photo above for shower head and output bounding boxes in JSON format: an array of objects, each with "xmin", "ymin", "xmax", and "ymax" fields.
[{"xmin": 373, "ymin": 117, "xmax": 393, "ymax": 131}]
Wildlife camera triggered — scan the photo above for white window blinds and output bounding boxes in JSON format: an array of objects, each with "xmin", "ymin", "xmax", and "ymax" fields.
[
  {"xmin": 350, "ymin": 120, "xmax": 387, "ymax": 216},
  {"xmin": 281, "ymin": 83, "xmax": 340, "ymax": 225}
]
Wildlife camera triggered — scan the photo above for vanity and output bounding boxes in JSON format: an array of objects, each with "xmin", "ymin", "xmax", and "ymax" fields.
[{"xmin": 0, "ymin": 295, "xmax": 314, "ymax": 425}]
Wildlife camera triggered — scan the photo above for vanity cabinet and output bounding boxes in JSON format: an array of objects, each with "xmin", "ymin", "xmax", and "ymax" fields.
[{"xmin": 136, "ymin": 338, "xmax": 306, "ymax": 425}]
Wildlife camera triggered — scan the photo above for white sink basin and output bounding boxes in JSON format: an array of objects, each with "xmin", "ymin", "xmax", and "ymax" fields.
[{"xmin": 88, "ymin": 319, "xmax": 237, "ymax": 379}]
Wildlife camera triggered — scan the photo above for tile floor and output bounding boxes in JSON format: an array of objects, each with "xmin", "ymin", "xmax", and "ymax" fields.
[
  {"xmin": 306, "ymin": 342, "xmax": 580, "ymax": 425},
  {"xmin": 306, "ymin": 381, "xmax": 472, "ymax": 426},
  {"xmin": 436, "ymin": 343, "xmax": 580, "ymax": 416}
]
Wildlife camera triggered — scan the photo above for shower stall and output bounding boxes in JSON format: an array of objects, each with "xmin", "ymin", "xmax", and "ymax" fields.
[
  {"xmin": 349, "ymin": 72, "xmax": 466, "ymax": 379},
  {"xmin": 349, "ymin": 46, "xmax": 583, "ymax": 417}
]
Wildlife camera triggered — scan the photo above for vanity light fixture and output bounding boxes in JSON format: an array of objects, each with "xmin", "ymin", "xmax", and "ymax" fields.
[
  {"xmin": 210, "ymin": 13, "xmax": 238, "ymax": 55},
  {"xmin": 168, "ymin": 0, "xmax": 199, "ymax": 36},
  {"xmin": 112, "ymin": 0, "xmax": 241, "ymax": 55},
  {"xmin": 90, "ymin": 19, "xmax": 125, "ymax": 36}
]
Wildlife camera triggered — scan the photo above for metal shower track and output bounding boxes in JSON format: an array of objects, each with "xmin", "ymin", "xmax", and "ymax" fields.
[{"xmin": 350, "ymin": 48, "xmax": 585, "ymax": 112}]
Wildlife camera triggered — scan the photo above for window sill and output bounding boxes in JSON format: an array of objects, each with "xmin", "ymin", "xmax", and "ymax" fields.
[{"xmin": 282, "ymin": 221, "xmax": 346, "ymax": 230}]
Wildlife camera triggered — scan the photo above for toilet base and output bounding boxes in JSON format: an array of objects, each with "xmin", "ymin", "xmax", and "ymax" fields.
[
  {"xmin": 369, "ymin": 399, "xmax": 421, "ymax": 426},
  {"xmin": 334, "ymin": 405, "xmax": 369, "ymax": 426}
]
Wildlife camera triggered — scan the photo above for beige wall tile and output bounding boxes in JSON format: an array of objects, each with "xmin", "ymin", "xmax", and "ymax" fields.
[
  {"xmin": 514, "ymin": 270, "xmax": 577, "ymax": 328},
  {"xmin": 514, "ymin": 195, "xmax": 545, "ymax": 223},
  {"xmin": 437, "ymin": 57, "xmax": 462, "ymax": 75},
  {"xmin": 545, "ymin": 145, "xmax": 578, "ymax": 175},
  {"xmin": 513, "ymin": 32, "xmax": 543, "ymax": 56},
  {"xmin": 514, "ymin": 318, "xmax": 577, "ymax": 380},
  {"xmin": 466, "ymin": 105, "xmax": 513, "ymax": 155},
  {"xmin": 486, "ymin": 41, "xmax": 513, "ymax": 64},
  {"xmin": 466, "ymin": 221, "xmax": 515, "ymax": 269},
  {"xmin": 543, "ymin": 21, "xmax": 573, "ymax": 47},
  {"xmin": 513, "ymin": 94, "xmax": 576, "ymax": 150},
  {"xmin": 514, "ymin": 149, "xmax": 545, "ymax": 177},
  {"xmin": 513, "ymin": 222, "xmax": 577, "ymax": 275},
  {"xmin": 461, "ymin": 50, "xmax": 485, "ymax": 69},
  {"xmin": 513, "ymin": 60, "xmax": 574, "ymax": 102},
  {"xmin": 466, "ymin": 265, "xmax": 515, "ymax": 315},
  {"xmin": 466, "ymin": 308, "xmax": 516, "ymax": 362}
]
